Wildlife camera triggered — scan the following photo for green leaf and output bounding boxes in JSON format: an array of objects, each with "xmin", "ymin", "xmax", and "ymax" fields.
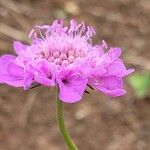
[{"xmin": 128, "ymin": 73, "xmax": 150, "ymax": 98}]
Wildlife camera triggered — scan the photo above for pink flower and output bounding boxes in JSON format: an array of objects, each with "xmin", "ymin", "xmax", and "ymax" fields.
[{"xmin": 0, "ymin": 19, "xmax": 134, "ymax": 103}]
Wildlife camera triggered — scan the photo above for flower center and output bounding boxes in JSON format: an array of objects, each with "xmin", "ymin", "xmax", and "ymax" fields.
[{"xmin": 37, "ymin": 49, "xmax": 86, "ymax": 67}]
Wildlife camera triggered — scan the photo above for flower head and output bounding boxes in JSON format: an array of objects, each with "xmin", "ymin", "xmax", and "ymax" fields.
[{"xmin": 0, "ymin": 19, "xmax": 134, "ymax": 103}]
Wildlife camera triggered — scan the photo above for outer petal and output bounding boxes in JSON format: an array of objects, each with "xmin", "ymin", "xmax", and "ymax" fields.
[
  {"xmin": 0, "ymin": 55, "xmax": 15, "ymax": 75},
  {"xmin": 58, "ymin": 73, "xmax": 88, "ymax": 103},
  {"xmin": 13, "ymin": 41, "xmax": 28, "ymax": 54},
  {"xmin": 98, "ymin": 87, "xmax": 126, "ymax": 97},
  {"xmin": 123, "ymin": 69, "xmax": 135, "ymax": 77},
  {"xmin": 92, "ymin": 66, "xmax": 107, "ymax": 77},
  {"xmin": 0, "ymin": 76, "xmax": 25, "ymax": 87},
  {"xmin": 106, "ymin": 59, "xmax": 135, "ymax": 77},
  {"xmin": 0, "ymin": 55, "xmax": 26, "ymax": 87},
  {"xmin": 106, "ymin": 59, "xmax": 126, "ymax": 76},
  {"xmin": 7, "ymin": 62, "xmax": 24, "ymax": 78},
  {"xmin": 99, "ymin": 76, "xmax": 123, "ymax": 89},
  {"xmin": 27, "ymin": 60, "xmax": 55, "ymax": 87},
  {"xmin": 23, "ymin": 75, "xmax": 33, "ymax": 90},
  {"xmin": 99, "ymin": 47, "xmax": 121, "ymax": 67},
  {"xmin": 107, "ymin": 47, "xmax": 121, "ymax": 61},
  {"xmin": 90, "ymin": 76, "xmax": 126, "ymax": 97},
  {"xmin": 34, "ymin": 75, "xmax": 54, "ymax": 87},
  {"xmin": 0, "ymin": 54, "xmax": 15, "ymax": 62}
]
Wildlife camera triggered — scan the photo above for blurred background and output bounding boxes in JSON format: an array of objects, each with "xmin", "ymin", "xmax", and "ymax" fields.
[{"xmin": 0, "ymin": 0, "xmax": 150, "ymax": 149}]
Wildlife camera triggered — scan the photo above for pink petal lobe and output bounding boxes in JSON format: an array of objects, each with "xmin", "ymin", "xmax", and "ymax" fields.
[
  {"xmin": 98, "ymin": 87, "xmax": 127, "ymax": 97},
  {"xmin": 0, "ymin": 55, "xmax": 15, "ymax": 76},
  {"xmin": 23, "ymin": 75, "xmax": 33, "ymax": 90},
  {"xmin": 123, "ymin": 69, "xmax": 135, "ymax": 77},
  {"xmin": 100, "ymin": 76, "xmax": 123, "ymax": 90},
  {"xmin": 13, "ymin": 41, "xmax": 27, "ymax": 54},
  {"xmin": 58, "ymin": 73, "xmax": 87, "ymax": 103},
  {"xmin": 106, "ymin": 60, "xmax": 126, "ymax": 76},
  {"xmin": 34, "ymin": 75, "xmax": 54, "ymax": 87},
  {"xmin": 106, "ymin": 60, "xmax": 135, "ymax": 77},
  {"xmin": 0, "ymin": 55, "xmax": 27, "ymax": 87},
  {"xmin": 90, "ymin": 76, "xmax": 126, "ymax": 97},
  {"xmin": 7, "ymin": 62, "xmax": 24, "ymax": 78},
  {"xmin": 108, "ymin": 47, "xmax": 121, "ymax": 60}
]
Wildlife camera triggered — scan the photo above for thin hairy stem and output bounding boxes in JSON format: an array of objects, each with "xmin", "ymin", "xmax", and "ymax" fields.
[{"xmin": 56, "ymin": 97, "xmax": 78, "ymax": 150}]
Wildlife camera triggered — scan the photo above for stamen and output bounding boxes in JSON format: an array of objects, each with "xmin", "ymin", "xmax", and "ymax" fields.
[
  {"xmin": 44, "ymin": 50, "xmax": 49, "ymax": 59},
  {"xmin": 49, "ymin": 56, "xmax": 54, "ymax": 62},
  {"xmin": 68, "ymin": 56, "xmax": 75, "ymax": 63},
  {"xmin": 75, "ymin": 52, "xmax": 80, "ymax": 57},
  {"xmin": 53, "ymin": 51, "xmax": 60, "ymax": 58},
  {"xmin": 62, "ymin": 60, "xmax": 69, "ymax": 67},
  {"xmin": 68, "ymin": 50, "xmax": 74, "ymax": 56},
  {"xmin": 54, "ymin": 58, "xmax": 62, "ymax": 65},
  {"xmin": 60, "ymin": 53, "xmax": 67, "ymax": 60}
]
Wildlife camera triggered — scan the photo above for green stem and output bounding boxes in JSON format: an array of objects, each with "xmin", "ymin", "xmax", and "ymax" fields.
[{"xmin": 56, "ymin": 97, "xmax": 78, "ymax": 150}]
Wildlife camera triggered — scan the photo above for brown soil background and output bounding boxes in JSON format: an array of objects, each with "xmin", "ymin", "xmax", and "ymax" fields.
[{"xmin": 0, "ymin": 0, "xmax": 150, "ymax": 150}]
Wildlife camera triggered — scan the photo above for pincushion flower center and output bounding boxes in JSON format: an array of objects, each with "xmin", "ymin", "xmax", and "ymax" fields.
[{"xmin": 38, "ymin": 48, "xmax": 86, "ymax": 67}]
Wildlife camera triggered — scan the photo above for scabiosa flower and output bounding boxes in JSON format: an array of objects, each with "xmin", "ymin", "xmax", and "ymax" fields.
[{"xmin": 0, "ymin": 19, "xmax": 134, "ymax": 103}]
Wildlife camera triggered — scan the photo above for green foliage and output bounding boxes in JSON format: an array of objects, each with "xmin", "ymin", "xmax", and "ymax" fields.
[{"xmin": 128, "ymin": 73, "xmax": 150, "ymax": 98}]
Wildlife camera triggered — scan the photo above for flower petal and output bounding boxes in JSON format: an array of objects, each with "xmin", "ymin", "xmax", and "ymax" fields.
[
  {"xmin": 0, "ymin": 55, "xmax": 15, "ymax": 75},
  {"xmin": 106, "ymin": 59, "xmax": 126, "ymax": 76},
  {"xmin": 100, "ymin": 47, "xmax": 122, "ymax": 67},
  {"xmin": 23, "ymin": 75, "xmax": 33, "ymax": 90},
  {"xmin": 108, "ymin": 47, "xmax": 121, "ymax": 60},
  {"xmin": 2, "ymin": 77, "xmax": 25, "ymax": 87},
  {"xmin": 58, "ymin": 73, "xmax": 88, "ymax": 103},
  {"xmin": 0, "ymin": 54, "xmax": 15, "ymax": 62},
  {"xmin": 106, "ymin": 59, "xmax": 135, "ymax": 77},
  {"xmin": 0, "ymin": 55, "xmax": 27, "ymax": 87},
  {"xmin": 100, "ymin": 76, "xmax": 123, "ymax": 89},
  {"xmin": 123, "ymin": 69, "xmax": 135, "ymax": 77},
  {"xmin": 7, "ymin": 62, "xmax": 24, "ymax": 78},
  {"xmin": 98, "ymin": 86, "xmax": 126, "ymax": 97},
  {"xmin": 13, "ymin": 41, "xmax": 27, "ymax": 54},
  {"xmin": 34, "ymin": 75, "xmax": 54, "ymax": 87},
  {"xmin": 90, "ymin": 76, "xmax": 126, "ymax": 97}
]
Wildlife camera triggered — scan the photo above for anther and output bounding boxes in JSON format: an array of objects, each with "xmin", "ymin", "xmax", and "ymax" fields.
[
  {"xmin": 54, "ymin": 58, "xmax": 62, "ymax": 65},
  {"xmin": 53, "ymin": 51, "xmax": 60, "ymax": 58},
  {"xmin": 62, "ymin": 60, "xmax": 70, "ymax": 67},
  {"xmin": 49, "ymin": 56, "xmax": 54, "ymax": 62},
  {"xmin": 68, "ymin": 56, "xmax": 75, "ymax": 63},
  {"xmin": 60, "ymin": 53, "xmax": 67, "ymax": 60},
  {"xmin": 68, "ymin": 50, "xmax": 74, "ymax": 56}
]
